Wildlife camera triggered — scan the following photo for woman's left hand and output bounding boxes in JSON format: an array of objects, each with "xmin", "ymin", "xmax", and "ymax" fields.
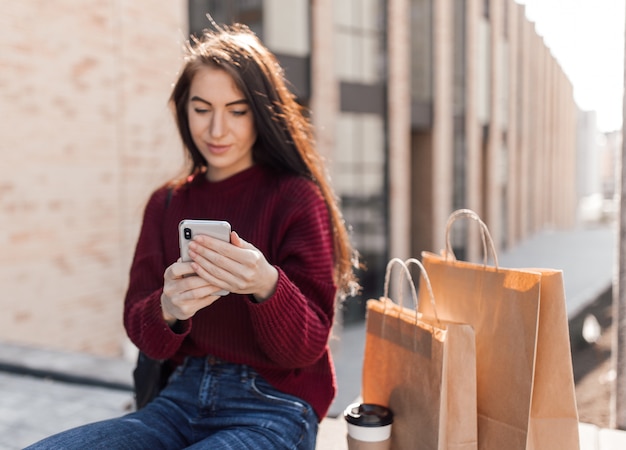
[{"xmin": 187, "ymin": 231, "xmax": 279, "ymax": 302}]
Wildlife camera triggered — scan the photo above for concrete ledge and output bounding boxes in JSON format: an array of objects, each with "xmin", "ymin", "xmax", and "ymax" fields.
[
  {"xmin": 580, "ymin": 423, "xmax": 600, "ymax": 449},
  {"xmin": 6, "ymin": 342, "xmax": 626, "ymax": 450},
  {"xmin": 318, "ymin": 421, "xmax": 625, "ymax": 449},
  {"xmin": 0, "ymin": 342, "xmax": 134, "ymax": 391},
  {"xmin": 580, "ymin": 422, "xmax": 626, "ymax": 450},
  {"xmin": 317, "ymin": 417, "xmax": 348, "ymax": 450},
  {"xmin": 599, "ymin": 427, "xmax": 626, "ymax": 449}
]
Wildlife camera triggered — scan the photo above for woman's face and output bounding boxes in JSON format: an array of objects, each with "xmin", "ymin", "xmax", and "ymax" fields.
[{"xmin": 187, "ymin": 65, "xmax": 257, "ymax": 182}]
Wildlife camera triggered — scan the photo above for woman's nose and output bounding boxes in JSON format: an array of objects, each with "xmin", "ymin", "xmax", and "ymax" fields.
[{"xmin": 209, "ymin": 111, "xmax": 225, "ymax": 138}]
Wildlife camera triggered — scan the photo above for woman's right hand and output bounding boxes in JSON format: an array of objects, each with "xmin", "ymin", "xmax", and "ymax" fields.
[{"xmin": 160, "ymin": 260, "xmax": 222, "ymax": 325}]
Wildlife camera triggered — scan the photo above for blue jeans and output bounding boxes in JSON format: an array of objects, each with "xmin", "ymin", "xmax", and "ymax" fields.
[{"xmin": 25, "ymin": 356, "xmax": 319, "ymax": 449}]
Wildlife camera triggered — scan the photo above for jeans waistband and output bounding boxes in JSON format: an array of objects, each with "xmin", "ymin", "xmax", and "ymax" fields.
[
  {"xmin": 206, "ymin": 355, "xmax": 228, "ymax": 366},
  {"xmin": 182, "ymin": 355, "xmax": 254, "ymax": 379}
]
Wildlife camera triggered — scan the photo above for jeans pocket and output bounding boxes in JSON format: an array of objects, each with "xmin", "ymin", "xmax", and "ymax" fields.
[
  {"xmin": 249, "ymin": 377, "xmax": 307, "ymax": 412},
  {"xmin": 248, "ymin": 376, "xmax": 318, "ymax": 449}
]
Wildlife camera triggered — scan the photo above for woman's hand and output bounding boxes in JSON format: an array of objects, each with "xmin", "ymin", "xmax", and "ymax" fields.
[
  {"xmin": 160, "ymin": 260, "xmax": 222, "ymax": 325},
  {"xmin": 187, "ymin": 231, "xmax": 279, "ymax": 302}
]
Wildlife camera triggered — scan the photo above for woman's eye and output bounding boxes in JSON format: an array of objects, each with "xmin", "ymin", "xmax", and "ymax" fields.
[
  {"xmin": 231, "ymin": 110, "xmax": 248, "ymax": 117},
  {"xmin": 194, "ymin": 108, "xmax": 209, "ymax": 114}
]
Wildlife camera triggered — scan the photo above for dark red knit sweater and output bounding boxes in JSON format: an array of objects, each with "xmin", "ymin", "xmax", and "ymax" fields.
[{"xmin": 123, "ymin": 165, "xmax": 338, "ymax": 420}]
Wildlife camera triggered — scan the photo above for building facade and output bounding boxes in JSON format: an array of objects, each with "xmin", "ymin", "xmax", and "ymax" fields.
[
  {"xmin": 1, "ymin": 1, "xmax": 188, "ymax": 356},
  {"xmin": 409, "ymin": 0, "xmax": 578, "ymax": 261},
  {"xmin": 0, "ymin": 0, "xmax": 580, "ymax": 357}
]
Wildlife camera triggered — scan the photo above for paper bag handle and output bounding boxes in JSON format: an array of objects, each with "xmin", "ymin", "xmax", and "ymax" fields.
[
  {"xmin": 383, "ymin": 258, "xmax": 419, "ymax": 309},
  {"xmin": 404, "ymin": 258, "xmax": 440, "ymax": 324},
  {"xmin": 444, "ymin": 208, "xmax": 499, "ymax": 268},
  {"xmin": 382, "ymin": 257, "xmax": 440, "ymax": 325}
]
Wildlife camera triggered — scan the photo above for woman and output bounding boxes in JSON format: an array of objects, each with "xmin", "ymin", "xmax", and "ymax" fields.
[{"xmin": 26, "ymin": 23, "xmax": 357, "ymax": 449}]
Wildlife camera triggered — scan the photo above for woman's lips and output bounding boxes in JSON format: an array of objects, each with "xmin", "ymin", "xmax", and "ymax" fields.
[{"xmin": 207, "ymin": 144, "xmax": 230, "ymax": 155}]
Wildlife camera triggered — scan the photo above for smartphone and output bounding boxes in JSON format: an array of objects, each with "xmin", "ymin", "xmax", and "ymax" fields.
[{"xmin": 178, "ymin": 219, "xmax": 232, "ymax": 296}]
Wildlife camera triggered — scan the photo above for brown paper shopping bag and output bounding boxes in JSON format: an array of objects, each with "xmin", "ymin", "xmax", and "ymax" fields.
[
  {"xmin": 362, "ymin": 258, "xmax": 477, "ymax": 450},
  {"xmin": 418, "ymin": 209, "xmax": 579, "ymax": 450}
]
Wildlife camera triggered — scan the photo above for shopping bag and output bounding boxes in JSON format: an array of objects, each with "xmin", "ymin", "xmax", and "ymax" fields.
[
  {"xmin": 362, "ymin": 258, "xmax": 478, "ymax": 450},
  {"xmin": 418, "ymin": 209, "xmax": 579, "ymax": 450}
]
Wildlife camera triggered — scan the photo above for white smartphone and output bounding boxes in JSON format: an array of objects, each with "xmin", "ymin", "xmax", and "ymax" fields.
[{"xmin": 178, "ymin": 219, "xmax": 232, "ymax": 296}]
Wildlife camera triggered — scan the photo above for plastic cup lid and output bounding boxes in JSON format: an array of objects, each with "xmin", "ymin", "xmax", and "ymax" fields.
[{"xmin": 343, "ymin": 403, "xmax": 393, "ymax": 427}]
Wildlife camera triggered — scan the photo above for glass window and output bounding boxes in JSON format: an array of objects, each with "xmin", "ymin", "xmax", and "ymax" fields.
[
  {"xmin": 331, "ymin": 0, "xmax": 388, "ymax": 322},
  {"xmin": 188, "ymin": 0, "xmax": 263, "ymax": 39},
  {"xmin": 411, "ymin": 0, "xmax": 433, "ymax": 104},
  {"xmin": 500, "ymin": 41, "xmax": 509, "ymax": 127},
  {"xmin": 263, "ymin": 0, "xmax": 309, "ymax": 56},
  {"xmin": 477, "ymin": 18, "xmax": 491, "ymax": 124},
  {"xmin": 333, "ymin": 111, "xmax": 387, "ymax": 321},
  {"xmin": 333, "ymin": 113, "xmax": 384, "ymax": 198},
  {"xmin": 333, "ymin": 0, "xmax": 385, "ymax": 83}
]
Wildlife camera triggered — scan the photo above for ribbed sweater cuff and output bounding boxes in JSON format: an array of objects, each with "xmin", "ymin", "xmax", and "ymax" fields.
[{"xmin": 144, "ymin": 292, "xmax": 191, "ymax": 357}]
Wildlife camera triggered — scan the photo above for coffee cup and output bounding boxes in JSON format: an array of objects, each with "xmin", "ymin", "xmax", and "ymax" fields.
[{"xmin": 344, "ymin": 403, "xmax": 393, "ymax": 449}]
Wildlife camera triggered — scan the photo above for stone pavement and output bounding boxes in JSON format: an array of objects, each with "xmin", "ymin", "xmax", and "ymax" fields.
[
  {"xmin": 0, "ymin": 344, "xmax": 135, "ymax": 449},
  {"xmin": 0, "ymin": 371, "xmax": 133, "ymax": 449},
  {"xmin": 0, "ymin": 224, "xmax": 623, "ymax": 449}
]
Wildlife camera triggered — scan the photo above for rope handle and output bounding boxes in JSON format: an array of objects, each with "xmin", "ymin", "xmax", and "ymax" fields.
[
  {"xmin": 404, "ymin": 258, "xmax": 440, "ymax": 324},
  {"xmin": 381, "ymin": 257, "xmax": 440, "ymax": 325},
  {"xmin": 444, "ymin": 209, "xmax": 499, "ymax": 268},
  {"xmin": 383, "ymin": 258, "xmax": 419, "ymax": 309}
]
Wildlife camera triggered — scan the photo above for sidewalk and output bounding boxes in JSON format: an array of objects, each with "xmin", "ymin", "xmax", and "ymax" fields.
[
  {"xmin": 0, "ymin": 224, "xmax": 623, "ymax": 449},
  {"xmin": 0, "ymin": 344, "xmax": 134, "ymax": 449}
]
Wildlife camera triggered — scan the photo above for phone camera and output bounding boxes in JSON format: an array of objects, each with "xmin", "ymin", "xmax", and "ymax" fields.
[{"xmin": 184, "ymin": 227, "xmax": 192, "ymax": 240}]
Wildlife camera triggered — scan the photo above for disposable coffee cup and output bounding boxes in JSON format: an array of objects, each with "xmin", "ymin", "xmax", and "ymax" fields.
[{"xmin": 344, "ymin": 403, "xmax": 393, "ymax": 450}]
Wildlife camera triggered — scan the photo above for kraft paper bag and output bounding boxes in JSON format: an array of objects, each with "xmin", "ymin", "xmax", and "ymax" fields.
[
  {"xmin": 418, "ymin": 209, "xmax": 579, "ymax": 450},
  {"xmin": 362, "ymin": 258, "xmax": 478, "ymax": 450}
]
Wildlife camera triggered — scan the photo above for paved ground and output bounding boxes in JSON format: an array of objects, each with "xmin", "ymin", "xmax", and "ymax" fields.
[
  {"xmin": 0, "ymin": 224, "xmax": 622, "ymax": 449},
  {"xmin": 0, "ymin": 372, "xmax": 133, "ymax": 449},
  {"xmin": 0, "ymin": 344, "xmax": 135, "ymax": 449}
]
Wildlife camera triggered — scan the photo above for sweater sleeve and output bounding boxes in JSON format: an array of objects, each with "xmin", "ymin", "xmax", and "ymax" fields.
[
  {"xmin": 123, "ymin": 187, "xmax": 190, "ymax": 359},
  {"xmin": 247, "ymin": 180, "xmax": 338, "ymax": 368}
]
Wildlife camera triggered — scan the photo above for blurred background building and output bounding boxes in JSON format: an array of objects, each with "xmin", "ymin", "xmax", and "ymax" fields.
[{"xmin": 1, "ymin": 0, "xmax": 608, "ymax": 358}]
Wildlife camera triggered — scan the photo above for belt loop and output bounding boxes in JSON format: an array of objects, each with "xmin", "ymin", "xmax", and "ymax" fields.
[
  {"xmin": 241, "ymin": 363, "xmax": 251, "ymax": 382},
  {"xmin": 182, "ymin": 355, "xmax": 197, "ymax": 371}
]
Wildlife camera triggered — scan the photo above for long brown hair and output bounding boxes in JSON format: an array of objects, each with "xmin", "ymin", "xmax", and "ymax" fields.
[{"xmin": 169, "ymin": 23, "xmax": 358, "ymax": 296}]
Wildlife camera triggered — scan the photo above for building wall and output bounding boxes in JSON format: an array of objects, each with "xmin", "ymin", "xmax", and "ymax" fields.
[
  {"xmin": 387, "ymin": 0, "xmax": 412, "ymax": 260},
  {"xmin": 310, "ymin": 0, "xmax": 337, "ymax": 162},
  {"xmin": 416, "ymin": 0, "xmax": 579, "ymax": 260},
  {"xmin": 1, "ymin": 0, "xmax": 186, "ymax": 357},
  {"xmin": 431, "ymin": 0, "xmax": 455, "ymax": 253},
  {"xmin": 0, "ymin": 0, "xmax": 584, "ymax": 357}
]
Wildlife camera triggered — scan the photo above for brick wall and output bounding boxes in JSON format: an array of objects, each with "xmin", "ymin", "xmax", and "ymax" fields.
[{"xmin": 0, "ymin": 0, "xmax": 187, "ymax": 357}]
